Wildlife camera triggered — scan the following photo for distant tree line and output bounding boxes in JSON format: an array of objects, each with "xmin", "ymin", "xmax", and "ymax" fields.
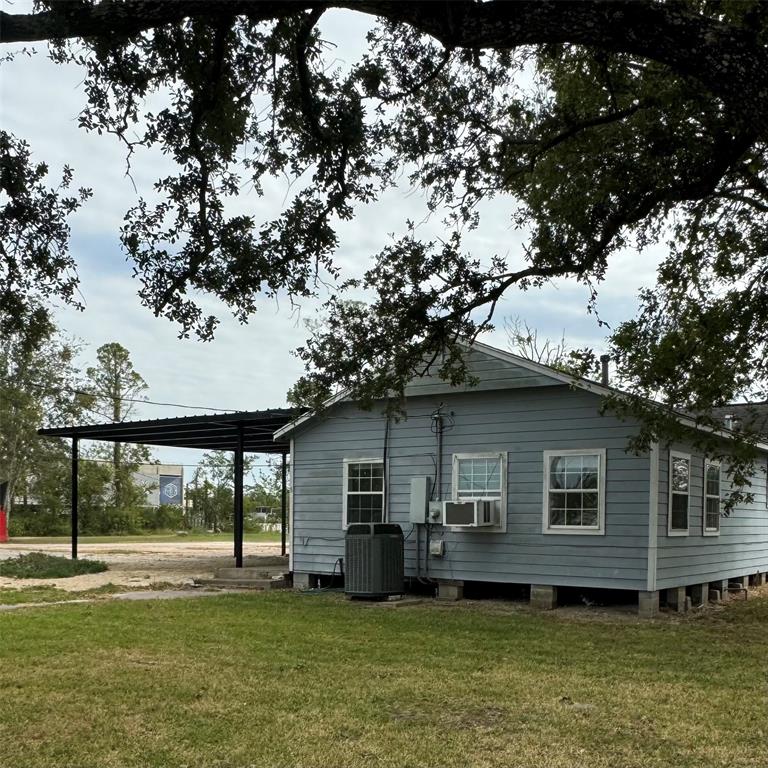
[
  {"xmin": 186, "ymin": 451, "xmax": 285, "ymax": 533},
  {"xmin": 0, "ymin": 314, "xmax": 282, "ymax": 537}
]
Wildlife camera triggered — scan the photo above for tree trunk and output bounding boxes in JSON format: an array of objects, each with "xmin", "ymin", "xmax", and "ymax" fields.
[{"xmin": 113, "ymin": 441, "xmax": 122, "ymax": 509}]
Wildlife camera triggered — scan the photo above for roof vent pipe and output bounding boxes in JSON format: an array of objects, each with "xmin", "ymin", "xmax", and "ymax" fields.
[{"xmin": 600, "ymin": 355, "xmax": 610, "ymax": 387}]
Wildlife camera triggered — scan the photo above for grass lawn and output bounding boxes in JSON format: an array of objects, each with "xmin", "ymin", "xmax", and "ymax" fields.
[
  {"xmin": 0, "ymin": 593, "xmax": 765, "ymax": 768},
  {"xmin": 10, "ymin": 530, "xmax": 281, "ymax": 544}
]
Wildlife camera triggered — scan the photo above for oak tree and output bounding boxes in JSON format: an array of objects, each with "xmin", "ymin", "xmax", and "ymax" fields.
[{"xmin": 2, "ymin": 1, "xmax": 768, "ymax": 482}]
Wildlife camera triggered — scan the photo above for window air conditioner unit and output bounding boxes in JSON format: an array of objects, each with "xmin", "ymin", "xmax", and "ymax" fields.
[{"xmin": 443, "ymin": 499, "xmax": 499, "ymax": 527}]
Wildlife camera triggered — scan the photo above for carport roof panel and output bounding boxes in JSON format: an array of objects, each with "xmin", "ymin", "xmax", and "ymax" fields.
[{"xmin": 38, "ymin": 408, "xmax": 304, "ymax": 453}]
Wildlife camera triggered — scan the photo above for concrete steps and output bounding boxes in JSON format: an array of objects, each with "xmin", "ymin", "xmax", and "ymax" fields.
[
  {"xmin": 239, "ymin": 556, "xmax": 289, "ymax": 569},
  {"xmin": 193, "ymin": 563, "xmax": 290, "ymax": 591},
  {"xmin": 194, "ymin": 577, "xmax": 289, "ymax": 591}
]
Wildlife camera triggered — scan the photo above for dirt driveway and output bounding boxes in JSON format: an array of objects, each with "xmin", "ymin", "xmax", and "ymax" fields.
[{"xmin": 0, "ymin": 540, "xmax": 282, "ymax": 591}]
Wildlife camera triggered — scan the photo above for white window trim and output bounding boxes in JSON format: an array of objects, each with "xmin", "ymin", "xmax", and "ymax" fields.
[
  {"xmin": 450, "ymin": 452, "xmax": 507, "ymax": 532},
  {"xmin": 703, "ymin": 459, "xmax": 721, "ymax": 537},
  {"xmin": 542, "ymin": 448, "xmax": 606, "ymax": 536},
  {"xmin": 668, "ymin": 450, "xmax": 691, "ymax": 537},
  {"xmin": 342, "ymin": 457, "xmax": 385, "ymax": 529}
]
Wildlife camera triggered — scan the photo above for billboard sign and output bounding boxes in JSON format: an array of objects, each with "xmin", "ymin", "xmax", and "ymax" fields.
[{"xmin": 159, "ymin": 474, "xmax": 182, "ymax": 506}]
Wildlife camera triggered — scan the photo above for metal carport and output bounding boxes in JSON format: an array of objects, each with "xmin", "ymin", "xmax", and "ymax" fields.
[{"xmin": 38, "ymin": 408, "xmax": 302, "ymax": 568}]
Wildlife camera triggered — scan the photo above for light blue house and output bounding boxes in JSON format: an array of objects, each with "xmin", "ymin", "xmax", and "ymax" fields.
[{"xmin": 275, "ymin": 342, "xmax": 768, "ymax": 616}]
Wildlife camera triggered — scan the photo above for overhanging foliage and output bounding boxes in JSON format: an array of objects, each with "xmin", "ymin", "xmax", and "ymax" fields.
[{"xmin": 1, "ymin": 1, "xmax": 767, "ymax": 490}]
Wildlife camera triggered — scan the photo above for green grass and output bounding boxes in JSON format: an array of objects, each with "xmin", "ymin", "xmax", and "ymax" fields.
[
  {"xmin": 0, "ymin": 593, "xmax": 766, "ymax": 767},
  {"xmin": 0, "ymin": 552, "xmax": 108, "ymax": 579},
  {"xmin": 11, "ymin": 530, "xmax": 281, "ymax": 544}
]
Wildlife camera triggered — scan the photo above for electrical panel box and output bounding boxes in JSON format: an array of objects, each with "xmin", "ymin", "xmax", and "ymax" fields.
[{"xmin": 409, "ymin": 476, "xmax": 431, "ymax": 523}]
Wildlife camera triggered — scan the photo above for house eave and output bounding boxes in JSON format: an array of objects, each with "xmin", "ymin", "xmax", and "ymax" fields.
[{"xmin": 273, "ymin": 340, "xmax": 768, "ymax": 452}]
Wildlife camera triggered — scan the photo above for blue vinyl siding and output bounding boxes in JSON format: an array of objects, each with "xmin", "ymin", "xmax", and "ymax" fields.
[
  {"xmin": 656, "ymin": 444, "xmax": 768, "ymax": 589},
  {"xmin": 403, "ymin": 346, "xmax": 561, "ymax": 397},
  {"xmin": 290, "ymin": 347, "xmax": 768, "ymax": 592},
  {"xmin": 292, "ymin": 381, "xmax": 651, "ymax": 590}
]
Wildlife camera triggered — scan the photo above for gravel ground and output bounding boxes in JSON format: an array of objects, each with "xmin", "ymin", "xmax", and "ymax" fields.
[{"xmin": 0, "ymin": 540, "xmax": 282, "ymax": 591}]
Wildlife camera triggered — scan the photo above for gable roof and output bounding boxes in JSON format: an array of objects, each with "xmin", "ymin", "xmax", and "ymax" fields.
[
  {"xmin": 274, "ymin": 341, "xmax": 578, "ymax": 439},
  {"xmin": 275, "ymin": 340, "xmax": 768, "ymax": 452}
]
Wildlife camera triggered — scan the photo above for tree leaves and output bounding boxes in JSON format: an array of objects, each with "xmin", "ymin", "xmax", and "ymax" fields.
[
  {"xmin": 0, "ymin": 131, "xmax": 91, "ymax": 341},
  {"xmin": 0, "ymin": 2, "xmax": 767, "ymax": 469},
  {"xmin": 0, "ymin": 317, "xmax": 87, "ymax": 514}
]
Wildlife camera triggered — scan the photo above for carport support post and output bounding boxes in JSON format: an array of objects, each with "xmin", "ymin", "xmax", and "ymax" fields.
[
  {"xmin": 234, "ymin": 423, "xmax": 245, "ymax": 568},
  {"xmin": 71, "ymin": 436, "xmax": 79, "ymax": 560},
  {"xmin": 281, "ymin": 452, "xmax": 287, "ymax": 557}
]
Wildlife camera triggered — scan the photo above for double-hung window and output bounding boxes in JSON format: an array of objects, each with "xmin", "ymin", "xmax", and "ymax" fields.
[
  {"xmin": 668, "ymin": 452, "xmax": 691, "ymax": 535},
  {"xmin": 450, "ymin": 453, "xmax": 506, "ymax": 529},
  {"xmin": 543, "ymin": 449, "xmax": 605, "ymax": 535},
  {"xmin": 343, "ymin": 459, "xmax": 384, "ymax": 526},
  {"xmin": 453, "ymin": 454, "xmax": 505, "ymax": 501},
  {"xmin": 703, "ymin": 460, "xmax": 721, "ymax": 535}
]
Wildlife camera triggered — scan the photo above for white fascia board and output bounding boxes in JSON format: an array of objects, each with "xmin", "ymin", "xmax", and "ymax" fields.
[{"xmin": 273, "ymin": 387, "xmax": 351, "ymax": 440}]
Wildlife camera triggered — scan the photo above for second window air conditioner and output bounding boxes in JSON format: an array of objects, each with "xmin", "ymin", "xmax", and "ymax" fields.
[{"xmin": 443, "ymin": 499, "xmax": 499, "ymax": 528}]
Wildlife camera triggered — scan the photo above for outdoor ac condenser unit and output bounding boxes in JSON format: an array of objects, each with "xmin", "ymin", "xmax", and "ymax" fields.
[
  {"xmin": 344, "ymin": 523, "xmax": 404, "ymax": 598},
  {"xmin": 443, "ymin": 499, "xmax": 499, "ymax": 527}
]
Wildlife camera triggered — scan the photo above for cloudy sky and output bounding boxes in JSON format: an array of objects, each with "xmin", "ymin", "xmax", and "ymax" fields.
[{"xmin": 1, "ymin": 5, "xmax": 663, "ymax": 470}]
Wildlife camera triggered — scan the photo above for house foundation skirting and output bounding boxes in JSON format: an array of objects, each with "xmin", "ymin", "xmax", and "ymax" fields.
[
  {"xmin": 436, "ymin": 580, "xmax": 464, "ymax": 601},
  {"xmin": 530, "ymin": 584, "xmax": 558, "ymax": 610},
  {"xmin": 293, "ymin": 572, "xmax": 316, "ymax": 590},
  {"xmin": 638, "ymin": 591, "xmax": 659, "ymax": 618},
  {"xmin": 290, "ymin": 570, "xmax": 766, "ymax": 616}
]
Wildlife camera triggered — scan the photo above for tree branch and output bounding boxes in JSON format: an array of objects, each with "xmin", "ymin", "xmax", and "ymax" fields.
[
  {"xmin": 501, "ymin": 103, "xmax": 644, "ymax": 174},
  {"xmin": 351, "ymin": 1, "xmax": 767, "ymax": 117},
  {"xmin": 153, "ymin": 17, "xmax": 232, "ymax": 315},
  {"xmin": 3, "ymin": 1, "xmax": 766, "ymax": 127},
  {"xmin": 0, "ymin": 2, "xmax": 297, "ymax": 43},
  {"xmin": 294, "ymin": 6, "xmax": 327, "ymax": 144},
  {"xmin": 377, "ymin": 46, "xmax": 452, "ymax": 104}
]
